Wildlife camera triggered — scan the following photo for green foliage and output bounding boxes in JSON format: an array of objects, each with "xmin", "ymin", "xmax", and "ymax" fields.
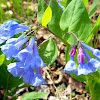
[
  {"xmin": 94, "ymin": 83, "xmax": 100, "ymax": 100},
  {"xmin": 22, "ymin": 92, "xmax": 48, "ymax": 100},
  {"xmin": 0, "ymin": 64, "xmax": 23, "ymax": 89},
  {"xmin": 48, "ymin": 0, "xmax": 64, "ymax": 37},
  {"xmin": 60, "ymin": 0, "xmax": 92, "ymax": 45},
  {"xmin": 0, "ymin": 54, "xmax": 6, "ymax": 66},
  {"xmin": 42, "ymin": 6, "xmax": 52, "ymax": 27},
  {"xmin": 0, "ymin": 2, "xmax": 5, "ymax": 23},
  {"xmin": 11, "ymin": 0, "xmax": 24, "ymax": 16},
  {"xmin": 37, "ymin": 0, "xmax": 47, "ymax": 23},
  {"xmin": 86, "ymin": 15, "xmax": 100, "ymax": 44},
  {"xmin": 71, "ymin": 73, "xmax": 86, "ymax": 82},
  {"xmin": 60, "ymin": 1, "xmax": 66, "ymax": 7},
  {"xmin": 82, "ymin": 0, "xmax": 88, "ymax": 9},
  {"xmin": 39, "ymin": 38, "xmax": 58, "ymax": 66},
  {"xmin": 88, "ymin": 0, "xmax": 98, "ymax": 19},
  {"xmin": 88, "ymin": 72, "xmax": 100, "ymax": 84},
  {"xmin": 66, "ymin": 0, "xmax": 72, "ymax": 7},
  {"xmin": 0, "ymin": 0, "xmax": 100, "ymax": 100}
]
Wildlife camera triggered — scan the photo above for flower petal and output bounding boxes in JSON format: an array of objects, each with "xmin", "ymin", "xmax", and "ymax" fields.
[
  {"xmin": 77, "ymin": 64, "xmax": 93, "ymax": 76},
  {"xmin": 63, "ymin": 60, "xmax": 78, "ymax": 74}
]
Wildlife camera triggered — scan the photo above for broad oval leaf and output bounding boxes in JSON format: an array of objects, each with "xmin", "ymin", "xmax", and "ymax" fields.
[
  {"xmin": 42, "ymin": 6, "xmax": 52, "ymax": 27},
  {"xmin": 60, "ymin": 0, "xmax": 92, "ymax": 45},
  {"xmin": 48, "ymin": 0, "xmax": 64, "ymax": 37},
  {"xmin": 39, "ymin": 38, "xmax": 58, "ymax": 66}
]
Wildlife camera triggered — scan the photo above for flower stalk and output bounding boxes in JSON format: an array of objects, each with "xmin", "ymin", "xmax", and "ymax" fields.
[{"xmin": 87, "ymin": 76, "xmax": 95, "ymax": 100}]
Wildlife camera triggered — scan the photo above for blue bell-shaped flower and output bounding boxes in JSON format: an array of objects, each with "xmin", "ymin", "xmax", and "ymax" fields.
[{"xmin": 63, "ymin": 55, "xmax": 78, "ymax": 74}]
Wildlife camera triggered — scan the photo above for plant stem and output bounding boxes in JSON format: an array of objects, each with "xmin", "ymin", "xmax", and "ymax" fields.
[
  {"xmin": 87, "ymin": 76, "xmax": 95, "ymax": 100},
  {"xmin": 38, "ymin": 35, "xmax": 54, "ymax": 48},
  {"xmin": 3, "ymin": 74, "xmax": 9, "ymax": 100},
  {"xmin": 46, "ymin": 28, "xmax": 70, "ymax": 47},
  {"xmin": 63, "ymin": 32, "xmax": 80, "ymax": 42},
  {"xmin": 3, "ymin": 88, "xmax": 7, "ymax": 100}
]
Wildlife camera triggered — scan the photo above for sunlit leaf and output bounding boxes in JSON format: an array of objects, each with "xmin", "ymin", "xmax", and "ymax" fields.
[
  {"xmin": 0, "ymin": 54, "xmax": 5, "ymax": 66},
  {"xmin": 60, "ymin": 0, "xmax": 92, "ymax": 45},
  {"xmin": 39, "ymin": 38, "xmax": 58, "ymax": 66},
  {"xmin": 42, "ymin": 6, "xmax": 52, "ymax": 27}
]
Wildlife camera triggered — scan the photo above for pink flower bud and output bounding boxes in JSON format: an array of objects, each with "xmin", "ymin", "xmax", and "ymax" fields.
[
  {"xmin": 69, "ymin": 48, "xmax": 76, "ymax": 56},
  {"xmin": 77, "ymin": 47, "xmax": 85, "ymax": 64}
]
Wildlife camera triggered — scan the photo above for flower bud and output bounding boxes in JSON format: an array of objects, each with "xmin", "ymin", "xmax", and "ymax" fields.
[
  {"xmin": 77, "ymin": 47, "xmax": 85, "ymax": 64},
  {"xmin": 69, "ymin": 48, "xmax": 76, "ymax": 56}
]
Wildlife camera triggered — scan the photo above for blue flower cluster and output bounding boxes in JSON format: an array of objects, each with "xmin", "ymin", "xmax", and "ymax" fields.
[
  {"xmin": 0, "ymin": 20, "xmax": 46, "ymax": 86},
  {"xmin": 63, "ymin": 43, "xmax": 100, "ymax": 76},
  {"xmin": 0, "ymin": 20, "xmax": 29, "ymax": 44}
]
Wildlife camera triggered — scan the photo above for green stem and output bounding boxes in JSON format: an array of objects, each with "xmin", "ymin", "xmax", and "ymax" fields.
[
  {"xmin": 3, "ymin": 74, "xmax": 9, "ymax": 100},
  {"xmin": 87, "ymin": 76, "xmax": 95, "ymax": 100},
  {"xmin": 3, "ymin": 88, "xmax": 8, "ymax": 100},
  {"xmin": 46, "ymin": 28, "xmax": 70, "ymax": 47}
]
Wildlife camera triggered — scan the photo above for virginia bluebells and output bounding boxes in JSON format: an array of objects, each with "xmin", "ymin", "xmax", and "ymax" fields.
[
  {"xmin": 31, "ymin": 43, "xmax": 46, "ymax": 68},
  {"xmin": 0, "ymin": 20, "xmax": 46, "ymax": 86},
  {"xmin": 83, "ymin": 49, "xmax": 100, "ymax": 72},
  {"xmin": 17, "ymin": 37, "xmax": 36, "ymax": 64},
  {"xmin": 1, "ymin": 35, "xmax": 28, "ymax": 60},
  {"xmin": 82, "ymin": 43, "xmax": 100, "ymax": 61},
  {"xmin": 6, "ymin": 36, "xmax": 46, "ymax": 86},
  {"xmin": 0, "ymin": 20, "xmax": 30, "ymax": 44},
  {"xmin": 63, "ymin": 55, "xmax": 78, "ymax": 74},
  {"xmin": 63, "ymin": 48, "xmax": 78, "ymax": 74},
  {"xmin": 77, "ymin": 47, "xmax": 92, "ymax": 76},
  {"xmin": 63, "ymin": 41, "xmax": 100, "ymax": 76}
]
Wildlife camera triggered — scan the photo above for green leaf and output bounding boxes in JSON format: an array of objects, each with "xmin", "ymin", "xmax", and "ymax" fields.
[
  {"xmin": 89, "ymin": 72, "xmax": 100, "ymax": 84},
  {"xmin": 42, "ymin": 6, "xmax": 52, "ymax": 27},
  {"xmin": 22, "ymin": 92, "xmax": 48, "ymax": 100},
  {"xmin": 0, "ymin": 54, "xmax": 5, "ymax": 66},
  {"xmin": 71, "ymin": 73, "xmax": 86, "ymax": 82},
  {"xmin": 66, "ymin": 0, "xmax": 72, "ymax": 7},
  {"xmin": 88, "ymin": 0, "xmax": 98, "ymax": 19},
  {"xmin": 60, "ymin": 1, "xmax": 66, "ymax": 7},
  {"xmin": 0, "ymin": 65, "xmax": 23, "ymax": 89},
  {"xmin": 39, "ymin": 38, "xmax": 58, "ymax": 66},
  {"xmin": 48, "ymin": 0, "xmax": 64, "ymax": 37},
  {"xmin": 85, "ymin": 15, "xmax": 100, "ymax": 44},
  {"xmin": 60, "ymin": 0, "xmax": 92, "ymax": 45},
  {"xmin": 94, "ymin": 83, "xmax": 100, "ymax": 100},
  {"xmin": 82, "ymin": 0, "xmax": 88, "ymax": 9},
  {"xmin": 37, "ymin": 0, "xmax": 47, "ymax": 23},
  {"xmin": 65, "ymin": 47, "xmax": 70, "ymax": 62}
]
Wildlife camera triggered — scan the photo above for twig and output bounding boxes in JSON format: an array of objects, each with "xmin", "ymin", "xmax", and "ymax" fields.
[{"xmin": 38, "ymin": 35, "xmax": 54, "ymax": 48}]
